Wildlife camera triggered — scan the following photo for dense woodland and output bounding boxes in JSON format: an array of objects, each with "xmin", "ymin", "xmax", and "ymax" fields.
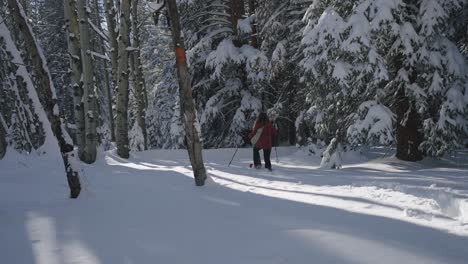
[{"xmin": 0, "ymin": 0, "xmax": 467, "ymax": 197}]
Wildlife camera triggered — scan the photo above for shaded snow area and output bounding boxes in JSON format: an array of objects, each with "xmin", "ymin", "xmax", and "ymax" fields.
[{"xmin": 1, "ymin": 147, "xmax": 468, "ymax": 264}]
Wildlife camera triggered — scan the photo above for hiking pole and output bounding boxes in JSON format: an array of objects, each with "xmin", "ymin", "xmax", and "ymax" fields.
[{"xmin": 228, "ymin": 145, "xmax": 239, "ymax": 167}]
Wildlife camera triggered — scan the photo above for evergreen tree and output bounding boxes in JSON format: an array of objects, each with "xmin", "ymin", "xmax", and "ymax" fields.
[
  {"xmin": 300, "ymin": 1, "xmax": 388, "ymax": 166},
  {"xmin": 2, "ymin": 2, "xmax": 81, "ymax": 197},
  {"xmin": 141, "ymin": 18, "xmax": 185, "ymax": 149},
  {"xmin": 180, "ymin": 0, "xmax": 265, "ymax": 148},
  {"xmin": 256, "ymin": 0, "xmax": 312, "ymax": 145},
  {"xmin": 0, "ymin": 22, "xmax": 46, "ymax": 154},
  {"xmin": 29, "ymin": 0, "xmax": 72, "ymax": 125},
  {"xmin": 300, "ymin": 0, "xmax": 467, "ymax": 164}
]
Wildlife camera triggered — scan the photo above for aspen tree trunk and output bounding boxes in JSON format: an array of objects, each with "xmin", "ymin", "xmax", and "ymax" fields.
[
  {"xmin": 104, "ymin": 0, "xmax": 119, "ymax": 97},
  {"xmin": 8, "ymin": 0, "xmax": 81, "ymax": 198},
  {"xmin": 115, "ymin": 0, "xmax": 120, "ymax": 14},
  {"xmin": 104, "ymin": 0, "xmax": 119, "ymax": 142},
  {"xmin": 93, "ymin": 0, "xmax": 115, "ymax": 141},
  {"xmin": 166, "ymin": 0, "xmax": 207, "ymax": 186},
  {"xmin": 18, "ymin": 0, "xmax": 27, "ymax": 14},
  {"xmin": 76, "ymin": 0, "xmax": 97, "ymax": 163},
  {"xmin": 64, "ymin": 0, "xmax": 85, "ymax": 157},
  {"xmin": 131, "ymin": 0, "xmax": 147, "ymax": 150},
  {"xmin": 104, "ymin": 0, "xmax": 119, "ymax": 83},
  {"xmin": 116, "ymin": 0, "xmax": 131, "ymax": 158}
]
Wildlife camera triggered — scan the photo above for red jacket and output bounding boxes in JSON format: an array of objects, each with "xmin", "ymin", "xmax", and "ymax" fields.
[{"xmin": 248, "ymin": 121, "xmax": 277, "ymax": 149}]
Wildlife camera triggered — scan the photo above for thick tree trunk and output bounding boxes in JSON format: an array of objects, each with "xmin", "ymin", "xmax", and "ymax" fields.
[
  {"xmin": 229, "ymin": 0, "xmax": 245, "ymax": 47},
  {"xmin": 93, "ymin": 0, "xmax": 115, "ymax": 142},
  {"xmin": 116, "ymin": 0, "xmax": 131, "ymax": 158},
  {"xmin": 287, "ymin": 79, "xmax": 298, "ymax": 145},
  {"xmin": 248, "ymin": 0, "xmax": 258, "ymax": 48},
  {"xmin": 8, "ymin": 0, "xmax": 81, "ymax": 198},
  {"xmin": 166, "ymin": 0, "xmax": 207, "ymax": 186},
  {"xmin": 288, "ymin": 116, "xmax": 296, "ymax": 145},
  {"xmin": 76, "ymin": 0, "xmax": 97, "ymax": 163},
  {"xmin": 395, "ymin": 87, "xmax": 424, "ymax": 161},
  {"xmin": 64, "ymin": 0, "xmax": 85, "ymax": 157},
  {"xmin": 394, "ymin": 0, "xmax": 424, "ymax": 162},
  {"xmin": 131, "ymin": 0, "xmax": 147, "ymax": 150},
  {"xmin": 143, "ymin": 78, "xmax": 148, "ymax": 108}
]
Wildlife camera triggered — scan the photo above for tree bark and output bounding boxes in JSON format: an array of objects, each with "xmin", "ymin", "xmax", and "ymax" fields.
[
  {"xmin": 248, "ymin": 0, "xmax": 258, "ymax": 48},
  {"xmin": 166, "ymin": 0, "xmax": 207, "ymax": 186},
  {"xmin": 104, "ymin": 0, "xmax": 119, "ymax": 143},
  {"xmin": 76, "ymin": 0, "xmax": 97, "ymax": 163},
  {"xmin": 229, "ymin": 0, "xmax": 245, "ymax": 47},
  {"xmin": 93, "ymin": 0, "xmax": 115, "ymax": 142},
  {"xmin": 287, "ymin": 91, "xmax": 297, "ymax": 145},
  {"xmin": 64, "ymin": 0, "xmax": 86, "ymax": 157},
  {"xmin": 395, "ymin": 87, "xmax": 424, "ymax": 161},
  {"xmin": 8, "ymin": 0, "xmax": 81, "ymax": 198},
  {"xmin": 116, "ymin": 0, "xmax": 131, "ymax": 158},
  {"xmin": 131, "ymin": 0, "xmax": 147, "ymax": 150},
  {"xmin": 104, "ymin": 0, "xmax": 119, "ymax": 89}
]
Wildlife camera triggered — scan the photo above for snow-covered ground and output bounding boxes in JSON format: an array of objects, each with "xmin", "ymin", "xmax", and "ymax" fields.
[{"xmin": 1, "ymin": 147, "xmax": 468, "ymax": 264}]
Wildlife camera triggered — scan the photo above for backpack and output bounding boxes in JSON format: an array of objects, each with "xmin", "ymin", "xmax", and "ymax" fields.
[{"xmin": 250, "ymin": 126, "xmax": 264, "ymax": 145}]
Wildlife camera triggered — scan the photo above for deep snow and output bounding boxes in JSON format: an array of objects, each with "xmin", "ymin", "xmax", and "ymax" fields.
[{"xmin": 1, "ymin": 146, "xmax": 468, "ymax": 264}]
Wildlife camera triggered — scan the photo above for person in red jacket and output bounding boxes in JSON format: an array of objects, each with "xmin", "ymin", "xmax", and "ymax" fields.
[{"xmin": 248, "ymin": 112, "xmax": 277, "ymax": 170}]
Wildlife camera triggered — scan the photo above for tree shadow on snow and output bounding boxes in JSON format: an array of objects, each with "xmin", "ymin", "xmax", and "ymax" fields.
[{"xmin": 4, "ymin": 150, "xmax": 468, "ymax": 264}]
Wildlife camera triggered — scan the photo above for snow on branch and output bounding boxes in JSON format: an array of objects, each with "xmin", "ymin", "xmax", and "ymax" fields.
[
  {"xmin": 347, "ymin": 101, "xmax": 395, "ymax": 146},
  {"xmin": 147, "ymin": 1, "xmax": 165, "ymax": 12},
  {"xmin": 88, "ymin": 18, "xmax": 109, "ymax": 43},
  {"xmin": 237, "ymin": 15, "xmax": 255, "ymax": 34},
  {"xmin": 89, "ymin": 51, "xmax": 110, "ymax": 61}
]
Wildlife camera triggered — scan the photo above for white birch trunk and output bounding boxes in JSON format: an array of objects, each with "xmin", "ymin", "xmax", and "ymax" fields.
[
  {"xmin": 63, "ymin": 0, "xmax": 86, "ymax": 158},
  {"xmin": 7, "ymin": 0, "xmax": 81, "ymax": 197},
  {"xmin": 76, "ymin": 0, "xmax": 97, "ymax": 163},
  {"xmin": 166, "ymin": 0, "xmax": 207, "ymax": 186},
  {"xmin": 115, "ymin": 0, "xmax": 131, "ymax": 158},
  {"xmin": 131, "ymin": 0, "xmax": 147, "ymax": 150},
  {"xmin": 93, "ymin": 0, "xmax": 115, "ymax": 142},
  {"xmin": 104, "ymin": 0, "xmax": 119, "ymax": 135},
  {"xmin": 104, "ymin": 0, "xmax": 119, "ymax": 86}
]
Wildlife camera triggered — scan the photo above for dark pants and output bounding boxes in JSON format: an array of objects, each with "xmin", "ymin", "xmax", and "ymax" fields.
[{"xmin": 253, "ymin": 147, "xmax": 272, "ymax": 169}]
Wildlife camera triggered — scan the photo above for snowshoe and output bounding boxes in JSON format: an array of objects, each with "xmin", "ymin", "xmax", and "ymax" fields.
[{"xmin": 249, "ymin": 164, "xmax": 262, "ymax": 169}]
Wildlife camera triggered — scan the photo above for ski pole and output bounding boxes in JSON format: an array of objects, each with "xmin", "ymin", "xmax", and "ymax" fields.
[
  {"xmin": 228, "ymin": 145, "xmax": 239, "ymax": 167},
  {"xmin": 275, "ymin": 146, "xmax": 279, "ymax": 163}
]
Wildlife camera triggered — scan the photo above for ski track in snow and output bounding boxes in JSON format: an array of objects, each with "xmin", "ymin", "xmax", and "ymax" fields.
[{"xmin": 1, "ymin": 147, "xmax": 468, "ymax": 264}]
